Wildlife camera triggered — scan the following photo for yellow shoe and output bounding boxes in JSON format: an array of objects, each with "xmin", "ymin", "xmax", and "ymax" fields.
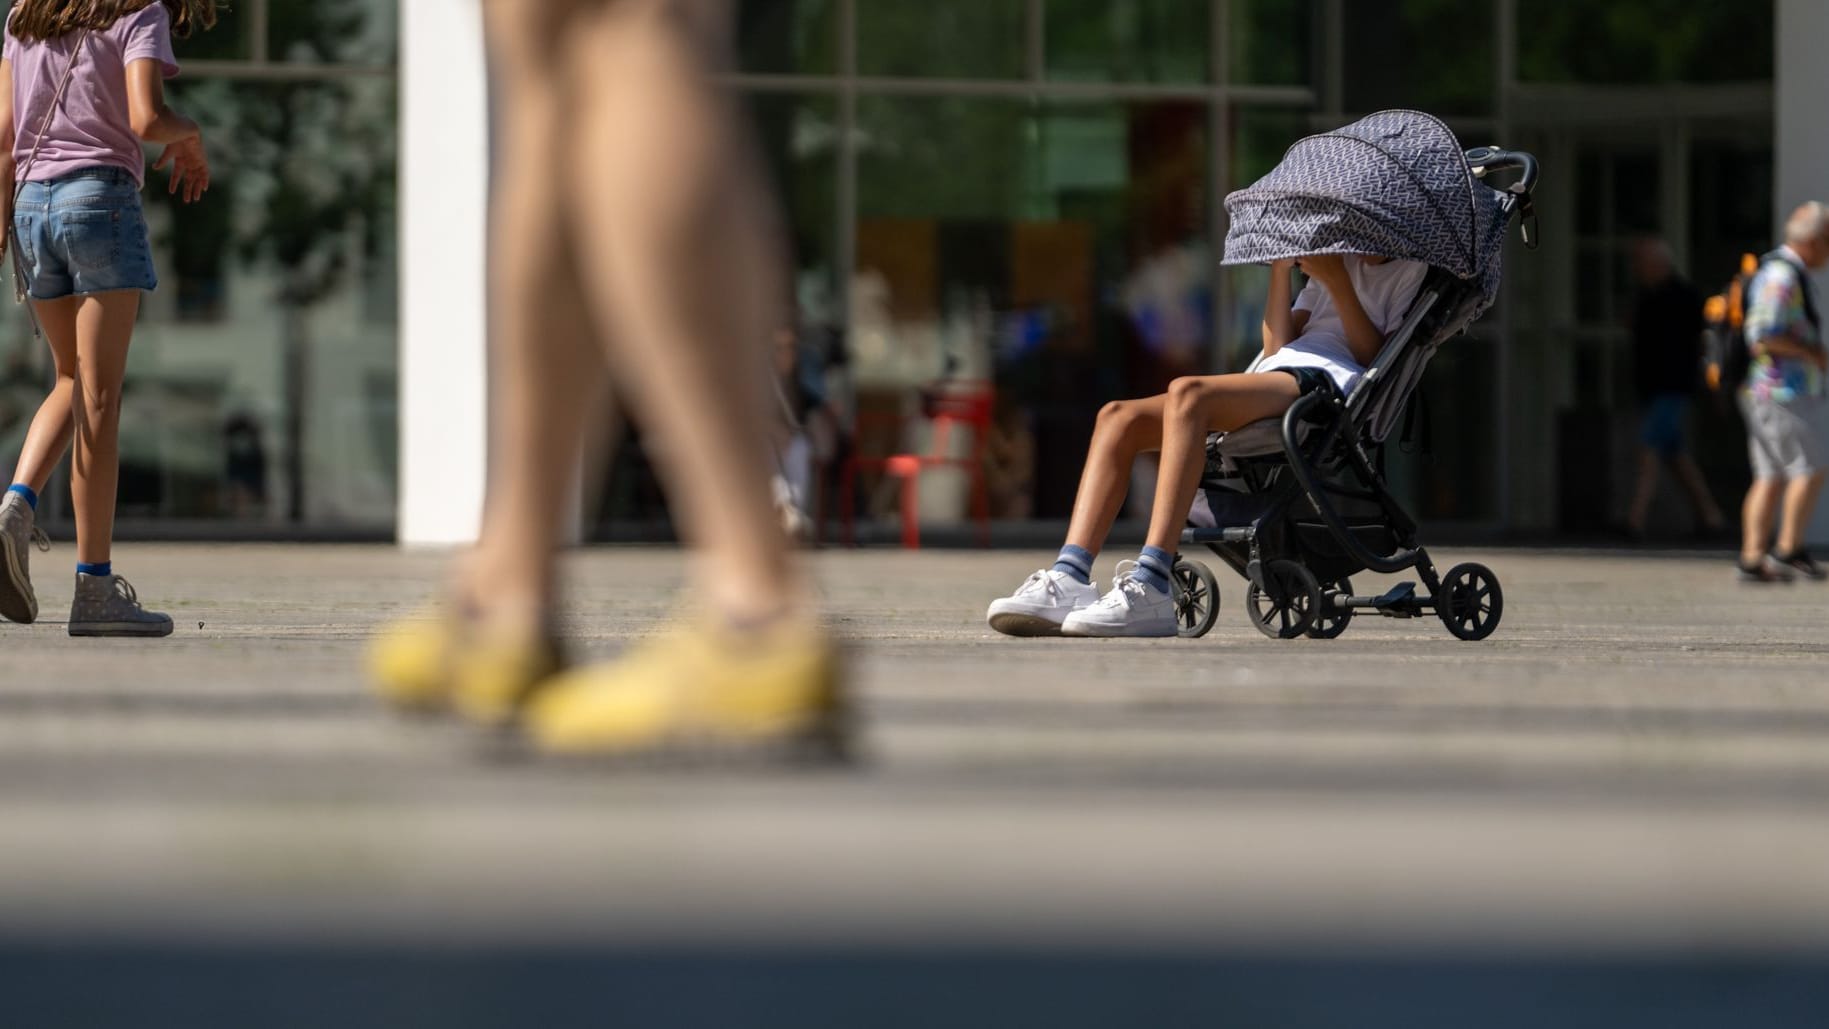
[
  {"xmin": 368, "ymin": 611, "xmax": 460, "ymax": 713},
  {"xmin": 522, "ymin": 619, "xmax": 848, "ymax": 761},
  {"xmin": 368, "ymin": 608, "xmax": 563, "ymax": 725}
]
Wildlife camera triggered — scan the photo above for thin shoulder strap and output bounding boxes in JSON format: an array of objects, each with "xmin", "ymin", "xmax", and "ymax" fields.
[{"xmin": 8, "ymin": 30, "xmax": 91, "ymax": 331}]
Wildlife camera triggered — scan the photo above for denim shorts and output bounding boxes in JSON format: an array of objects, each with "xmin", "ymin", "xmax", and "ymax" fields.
[
  {"xmin": 11, "ymin": 167, "xmax": 158, "ymax": 300},
  {"xmin": 1638, "ymin": 392, "xmax": 1690, "ymax": 456}
]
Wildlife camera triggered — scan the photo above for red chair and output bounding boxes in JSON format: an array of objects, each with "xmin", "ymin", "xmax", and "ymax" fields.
[{"xmin": 839, "ymin": 381, "xmax": 994, "ymax": 548}]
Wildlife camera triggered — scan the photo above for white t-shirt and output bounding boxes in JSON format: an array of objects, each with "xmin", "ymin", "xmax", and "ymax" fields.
[{"xmin": 1257, "ymin": 256, "xmax": 1430, "ymax": 396}]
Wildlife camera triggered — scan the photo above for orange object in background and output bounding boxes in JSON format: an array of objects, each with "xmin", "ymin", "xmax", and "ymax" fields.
[{"xmin": 839, "ymin": 381, "xmax": 995, "ymax": 549}]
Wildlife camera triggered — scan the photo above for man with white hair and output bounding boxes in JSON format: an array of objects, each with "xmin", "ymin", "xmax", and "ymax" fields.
[{"xmin": 1737, "ymin": 201, "xmax": 1829, "ymax": 582}]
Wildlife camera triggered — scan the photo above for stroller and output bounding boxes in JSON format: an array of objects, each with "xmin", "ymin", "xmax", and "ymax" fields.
[{"xmin": 1171, "ymin": 110, "xmax": 1538, "ymax": 642}]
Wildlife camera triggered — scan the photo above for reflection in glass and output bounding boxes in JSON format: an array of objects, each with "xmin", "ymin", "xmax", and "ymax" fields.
[
  {"xmin": 114, "ymin": 76, "xmax": 400, "ymax": 525},
  {"xmin": 1517, "ymin": 0, "xmax": 1771, "ymax": 84},
  {"xmin": 737, "ymin": 0, "xmax": 837, "ymax": 75},
  {"xmin": 854, "ymin": 96, "xmax": 1209, "ymax": 518},
  {"xmin": 271, "ymin": 0, "xmax": 397, "ymax": 65},
  {"xmin": 857, "ymin": 1, "xmax": 1027, "ymax": 80},
  {"xmin": 1046, "ymin": 0, "xmax": 1209, "ymax": 84},
  {"xmin": 1227, "ymin": 0, "xmax": 1314, "ymax": 86},
  {"xmin": 748, "ymin": 93, "xmax": 840, "ymax": 320},
  {"xmin": 172, "ymin": 3, "xmax": 250, "ymax": 61},
  {"xmin": 1341, "ymin": 0, "xmax": 1493, "ymax": 116},
  {"xmin": 1230, "ymin": 106, "xmax": 1310, "ymax": 189}
]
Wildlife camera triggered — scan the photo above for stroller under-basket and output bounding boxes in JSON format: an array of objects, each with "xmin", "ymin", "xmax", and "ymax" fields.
[{"xmin": 1170, "ymin": 110, "xmax": 1538, "ymax": 642}]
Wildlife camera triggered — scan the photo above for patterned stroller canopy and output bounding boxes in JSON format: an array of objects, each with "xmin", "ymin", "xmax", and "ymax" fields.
[{"xmin": 1222, "ymin": 109, "xmax": 1510, "ymax": 313}]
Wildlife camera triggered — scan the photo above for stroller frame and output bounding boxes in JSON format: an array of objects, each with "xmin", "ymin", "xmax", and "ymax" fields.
[{"xmin": 1173, "ymin": 146, "xmax": 1538, "ymax": 642}]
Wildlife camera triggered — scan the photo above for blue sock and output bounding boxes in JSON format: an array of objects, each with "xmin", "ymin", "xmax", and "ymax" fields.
[
  {"xmin": 6, "ymin": 483, "xmax": 36, "ymax": 511},
  {"xmin": 76, "ymin": 561, "xmax": 112, "ymax": 578},
  {"xmin": 1133, "ymin": 546, "xmax": 1174, "ymax": 594},
  {"xmin": 1051, "ymin": 544, "xmax": 1093, "ymax": 585}
]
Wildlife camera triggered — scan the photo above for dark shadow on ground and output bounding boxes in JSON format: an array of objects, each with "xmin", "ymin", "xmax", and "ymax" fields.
[{"xmin": 6, "ymin": 941, "xmax": 1828, "ymax": 1028}]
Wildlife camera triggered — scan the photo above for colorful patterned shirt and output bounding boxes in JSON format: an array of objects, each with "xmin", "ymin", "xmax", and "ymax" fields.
[{"xmin": 1742, "ymin": 249, "xmax": 1824, "ymax": 404}]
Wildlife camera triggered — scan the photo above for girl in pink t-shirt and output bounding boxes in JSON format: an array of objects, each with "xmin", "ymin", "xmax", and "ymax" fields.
[{"xmin": 0, "ymin": 0, "xmax": 215, "ymax": 637}]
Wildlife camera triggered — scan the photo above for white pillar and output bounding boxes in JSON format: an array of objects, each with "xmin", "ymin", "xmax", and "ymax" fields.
[
  {"xmin": 397, "ymin": 0, "xmax": 489, "ymax": 545},
  {"xmin": 1776, "ymin": 0, "xmax": 1829, "ymax": 545}
]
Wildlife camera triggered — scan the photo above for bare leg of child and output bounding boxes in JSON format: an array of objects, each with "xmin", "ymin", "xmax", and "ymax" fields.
[
  {"xmin": 0, "ymin": 299, "xmax": 76, "ymax": 625},
  {"xmin": 67, "ymin": 292, "xmax": 172, "ymax": 637},
  {"xmin": 1050, "ymin": 373, "xmax": 1300, "ymax": 639},
  {"xmin": 1061, "ymin": 395, "xmax": 1166, "ymax": 555},
  {"xmin": 984, "ymin": 394, "xmax": 1166, "ymax": 637},
  {"xmin": 1144, "ymin": 373, "xmax": 1302, "ymax": 555}
]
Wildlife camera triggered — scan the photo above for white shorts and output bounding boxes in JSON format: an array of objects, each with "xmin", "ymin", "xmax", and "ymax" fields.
[
  {"xmin": 1255, "ymin": 349, "xmax": 1364, "ymax": 397},
  {"xmin": 1741, "ymin": 393, "xmax": 1829, "ymax": 479}
]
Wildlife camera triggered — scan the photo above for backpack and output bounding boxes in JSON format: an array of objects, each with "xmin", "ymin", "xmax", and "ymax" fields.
[{"xmin": 1706, "ymin": 250, "xmax": 1820, "ymax": 394}]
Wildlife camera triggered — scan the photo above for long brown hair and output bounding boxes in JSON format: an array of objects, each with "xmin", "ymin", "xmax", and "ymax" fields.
[{"xmin": 8, "ymin": 0, "xmax": 218, "ymax": 42}]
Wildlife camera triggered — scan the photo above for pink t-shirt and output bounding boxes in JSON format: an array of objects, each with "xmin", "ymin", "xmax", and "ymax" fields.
[{"xmin": 3, "ymin": 4, "xmax": 179, "ymax": 186}]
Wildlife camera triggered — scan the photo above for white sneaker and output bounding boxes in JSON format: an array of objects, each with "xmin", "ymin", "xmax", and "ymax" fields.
[
  {"xmin": 1060, "ymin": 560, "xmax": 1178, "ymax": 638},
  {"xmin": 987, "ymin": 568, "xmax": 1099, "ymax": 637}
]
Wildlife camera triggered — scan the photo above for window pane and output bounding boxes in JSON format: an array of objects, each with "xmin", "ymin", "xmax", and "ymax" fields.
[
  {"xmin": 91, "ymin": 78, "xmax": 401, "ymax": 526},
  {"xmin": 1229, "ymin": 106, "xmax": 1310, "ymax": 189},
  {"xmin": 174, "ymin": 4, "xmax": 252, "ymax": 61},
  {"xmin": 1228, "ymin": 0, "xmax": 1314, "ymax": 86},
  {"xmin": 857, "ymin": 1, "xmax": 1027, "ymax": 80},
  {"xmin": 748, "ymin": 93, "xmax": 840, "ymax": 325},
  {"xmin": 1341, "ymin": 0, "xmax": 1493, "ymax": 116},
  {"xmin": 1518, "ymin": 0, "xmax": 1772, "ymax": 84},
  {"xmin": 854, "ymin": 96, "xmax": 1211, "ymax": 520},
  {"xmin": 271, "ymin": 0, "xmax": 397, "ymax": 65},
  {"xmin": 1046, "ymin": 0, "xmax": 1210, "ymax": 84},
  {"xmin": 737, "ymin": 0, "xmax": 837, "ymax": 75}
]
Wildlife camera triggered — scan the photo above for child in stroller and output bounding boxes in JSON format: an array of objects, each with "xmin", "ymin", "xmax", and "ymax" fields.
[
  {"xmin": 986, "ymin": 252, "xmax": 1428, "ymax": 638},
  {"xmin": 986, "ymin": 110, "xmax": 1536, "ymax": 641}
]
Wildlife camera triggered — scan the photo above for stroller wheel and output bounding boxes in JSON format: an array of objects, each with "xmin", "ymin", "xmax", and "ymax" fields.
[
  {"xmin": 1306, "ymin": 577, "xmax": 1354, "ymax": 639},
  {"xmin": 1246, "ymin": 559, "xmax": 1322, "ymax": 640},
  {"xmin": 1172, "ymin": 559, "xmax": 1221, "ymax": 639},
  {"xmin": 1437, "ymin": 562, "xmax": 1503, "ymax": 641}
]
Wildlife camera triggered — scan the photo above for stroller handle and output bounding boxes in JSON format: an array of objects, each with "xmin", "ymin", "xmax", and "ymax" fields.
[{"xmin": 1464, "ymin": 146, "xmax": 1538, "ymax": 197}]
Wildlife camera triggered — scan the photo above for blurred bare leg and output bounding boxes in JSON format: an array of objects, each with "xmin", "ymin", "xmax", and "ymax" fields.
[
  {"xmin": 1062, "ymin": 395, "xmax": 1165, "ymax": 556},
  {"xmin": 465, "ymin": 1, "xmax": 609, "ymax": 634},
  {"xmin": 1625, "ymin": 450, "xmax": 1658, "ymax": 535},
  {"xmin": 1671, "ymin": 453, "xmax": 1726, "ymax": 531},
  {"xmin": 1741, "ymin": 478, "xmax": 1782, "ymax": 566},
  {"xmin": 1777, "ymin": 471, "xmax": 1826, "ymax": 555},
  {"xmin": 558, "ymin": 0, "xmax": 800, "ymax": 623},
  {"xmin": 10, "ymin": 300, "xmax": 78, "ymax": 495},
  {"xmin": 1145, "ymin": 373, "xmax": 1300, "ymax": 554}
]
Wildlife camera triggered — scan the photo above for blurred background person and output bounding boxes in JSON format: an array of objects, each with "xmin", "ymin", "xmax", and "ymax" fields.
[
  {"xmin": 770, "ymin": 319, "xmax": 843, "ymax": 541},
  {"xmin": 1737, "ymin": 202, "xmax": 1829, "ymax": 582},
  {"xmin": 370, "ymin": 0, "xmax": 847, "ymax": 758},
  {"xmin": 1624, "ymin": 237, "xmax": 1726, "ymax": 542}
]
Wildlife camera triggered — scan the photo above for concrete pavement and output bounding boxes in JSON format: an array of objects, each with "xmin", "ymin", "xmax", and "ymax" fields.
[{"xmin": 4, "ymin": 544, "xmax": 1829, "ymax": 1026}]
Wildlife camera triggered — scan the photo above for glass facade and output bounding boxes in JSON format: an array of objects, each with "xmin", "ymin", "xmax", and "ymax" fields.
[
  {"xmin": 1, "ymin": 1, "xmax": 1776, "ymax": 538},
  {"xmin": 698, "ymin": 0, "xmax": 1780, "ymax": 539},
  {"xmin": 0, "ymin": 0, "xmax": 397, "ymax": 531}
]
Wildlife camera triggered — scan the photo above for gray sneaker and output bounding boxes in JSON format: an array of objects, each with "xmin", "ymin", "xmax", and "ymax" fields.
[
  {"xmin": 68, "ymin": 572, "xmax": 173, "ymax": 638},
  {"xmin": 0, "ymin": 493, "xmax": 50, "ymax": 624}
]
